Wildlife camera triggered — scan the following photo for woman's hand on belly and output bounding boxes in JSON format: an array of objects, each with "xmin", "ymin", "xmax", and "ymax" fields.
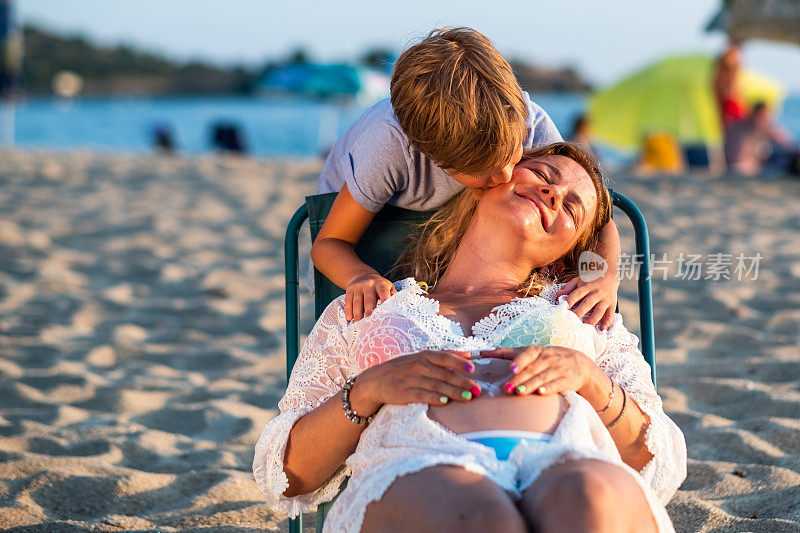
[
  {"xmin": 350, "ymin": 350, "xmax": 482, "ymax": 417},
  {"xmin": 480, "ymin": 345, "xmax": 594, "ymax": 397}
]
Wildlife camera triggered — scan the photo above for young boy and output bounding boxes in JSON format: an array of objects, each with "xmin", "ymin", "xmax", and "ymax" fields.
[{"xmin": 311, "ymin": 27, "xmax": 620, "ymax": 328}]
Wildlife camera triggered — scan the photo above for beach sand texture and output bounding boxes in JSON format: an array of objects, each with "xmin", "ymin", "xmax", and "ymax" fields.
[{"xmin": 0, "ymin": 150, "xmax": 798, "ymax": 532}]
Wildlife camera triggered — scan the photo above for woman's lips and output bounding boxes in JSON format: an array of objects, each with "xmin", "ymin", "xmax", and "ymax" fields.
[{"xmin": 514, "ymin": 191, "xmax": 550, "ymax": 231}]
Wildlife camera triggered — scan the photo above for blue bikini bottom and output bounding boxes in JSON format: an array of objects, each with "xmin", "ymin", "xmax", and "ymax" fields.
[{"xmin": 460, "ymin": 430, "xmax": 553, "ymax": 461}]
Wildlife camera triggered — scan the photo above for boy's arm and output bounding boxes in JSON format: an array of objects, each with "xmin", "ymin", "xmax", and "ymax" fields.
[
  {"xmin": 310, "ymin": 184, "xmax": 396, "ymax": 321},
  {"xmin": 556, "ymin": 219, "xmax": 621, "ymax": 330}
]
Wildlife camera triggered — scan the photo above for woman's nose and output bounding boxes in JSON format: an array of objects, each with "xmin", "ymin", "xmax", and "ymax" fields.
[{"xmin": 537, "ymin": 183, "xmax": 565, "ymax": 209}]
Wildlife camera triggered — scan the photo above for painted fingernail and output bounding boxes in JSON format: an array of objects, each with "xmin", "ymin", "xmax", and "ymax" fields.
[
  {"xmin": 510, "ymin": 363, "xmax": 520, "ymax": 374},
  {"xmin": 465, "ymin": 362, "xmax": 475, "ymax": 373},
  {"xmin": 439, "ymin": 396, "xmax": 449, "ymax": 404},
  {"xmin": 504, "ymin": 382, "xmax": 515, "ymax": 394},
  {"xmin": 461, "ymin": 390, "xmax": 472, "ymax": 400},
  {"xmin": 516, "ymin": 385, "xmax": 527, "ymax": 394},
  {"xmin": 470, "ymin": 385, "xmax": 481, "ymax": 398},
  {"xmin": 538, "ymin": 386, "xmax": 547, "ymax": 394}
]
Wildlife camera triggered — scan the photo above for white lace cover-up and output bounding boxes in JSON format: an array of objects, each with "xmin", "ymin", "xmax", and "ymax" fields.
[{"xmin": 253, "ymin": 279, "xmax": 687, "ymax": 532}]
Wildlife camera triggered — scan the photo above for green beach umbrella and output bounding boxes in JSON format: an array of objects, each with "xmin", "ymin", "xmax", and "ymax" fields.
[{"xmin": 588, "ymin": 54, "xmax": 785, "ymax": 151}]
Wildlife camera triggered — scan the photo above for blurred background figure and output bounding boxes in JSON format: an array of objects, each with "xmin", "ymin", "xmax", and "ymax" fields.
[
  {"xmin": 724, "ymin": 101, "xmax": 798, "ymax": 175},
  {"xmin": 711, "ymin": 42, "xmax": 795, "ymax": 175},
  {"xmin": 569, "ymin": 114, "xmax": 599, "ymax": 161},
  {"xmin": 151, "ymin": 122, "xmax": 176, "ymax": 154},
  {"xmin": 713, "ymin": 42, "xmax": 747, "ymax": 129},
  {"xmin": 210, "ymin": 120, "xmax": 247, "ymax": 155},
  {"xmin": 635, "ymin": 132, "xmax": 685, "ymax": 175}
]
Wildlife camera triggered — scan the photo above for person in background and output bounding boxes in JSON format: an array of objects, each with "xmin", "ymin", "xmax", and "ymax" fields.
[
  {"xmin": 713, "ymin": 42, "xmax": 748, "ymax": 130},
  {"xmin": 152, "ymin": 123, "xmax": 175, "ymax": 155},
  {"xmin": 569, "ymin": 114, "xmax": 600, "ymax": 162},
  {"xmin": 724, "ymin": 102, "xmax": 797, "ymax": 176},
  {"xmin": 210, "ymin": 121, "xmax": 248, "ymax": 155}
]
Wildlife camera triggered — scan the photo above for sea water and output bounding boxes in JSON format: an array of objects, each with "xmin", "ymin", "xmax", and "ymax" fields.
[
  {"xmin": 7, "ymin": 93, "xmax": 800, "ymax": 164},
  {"xmin": 4, "ymin": 94, "xmax": 585, "ymax": 157}
]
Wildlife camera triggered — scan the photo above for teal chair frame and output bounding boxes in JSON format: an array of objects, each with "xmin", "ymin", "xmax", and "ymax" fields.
[{"xmin": 283, "ymin": 191, "xmax": 655, "ymax": 533}]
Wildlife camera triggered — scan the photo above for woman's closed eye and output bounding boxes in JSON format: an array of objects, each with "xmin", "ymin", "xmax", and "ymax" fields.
[
  {"xmin": 534, "ymin": 169, "xmax": 551, "ymax": 184},
  {"xmin": 565, "ymin": 203, "xmax": 578, "ymax": 223}
]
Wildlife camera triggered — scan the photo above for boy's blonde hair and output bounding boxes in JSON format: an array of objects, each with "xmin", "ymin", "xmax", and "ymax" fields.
[
  {"xmin": 395, "ymin": 142, "xmax": 612, "ymax": 297},
  {"xmin": 391, "ymin": 27, "xmax": 527, "ymax": 176}
]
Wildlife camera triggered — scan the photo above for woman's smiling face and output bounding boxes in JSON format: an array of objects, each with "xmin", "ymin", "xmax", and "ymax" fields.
[{"xmin": 474, "ymin": 154, "xmax": 599, "ymax": 267}]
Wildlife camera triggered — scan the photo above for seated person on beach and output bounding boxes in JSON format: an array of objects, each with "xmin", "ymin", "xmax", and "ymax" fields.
[
  {"xmin": 724, "ymin": 102, "xmax": 797, "ymax": 176},
  {"xmin": 253, "ymin": 143, "xmax": 687, "ymax": 532}
]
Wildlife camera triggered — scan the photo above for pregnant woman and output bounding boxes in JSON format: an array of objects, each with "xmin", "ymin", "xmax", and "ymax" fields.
[{"xmin": 253, "ymin": 142, "xmax": 686, "ymax": 532}]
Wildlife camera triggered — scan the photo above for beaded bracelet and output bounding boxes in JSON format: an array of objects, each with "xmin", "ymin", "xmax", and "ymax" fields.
[
  {"xmin": 341, "ymin": 375, "xmax": 375, "ymax": 426},
  {"xmin": 606, "ymin": 386, "xmax": 627, "ymax": 429}
]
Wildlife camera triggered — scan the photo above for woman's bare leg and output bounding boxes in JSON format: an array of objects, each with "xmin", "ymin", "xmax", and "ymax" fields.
[
  {"xmin": 517, "ymin": 459, "xmax": 657, "ymax": 533},
  {"xmin": 361, "ymin": 464, "xmax": 527, "ymax": 533}
]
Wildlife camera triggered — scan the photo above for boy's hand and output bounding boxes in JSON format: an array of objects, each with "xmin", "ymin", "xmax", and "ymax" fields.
[
  {"xmin": 555, "ymin": 273, "xmax": 619, "ymax": 331},
  {"xmin": 345, "ymin": 273, "xmax": 397, "ymax": 322}
]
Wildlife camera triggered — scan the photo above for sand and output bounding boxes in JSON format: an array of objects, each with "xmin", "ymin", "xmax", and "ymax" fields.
[{"xmin": 0, "ymin": 149, "xmax": 798, "ymax": 532}]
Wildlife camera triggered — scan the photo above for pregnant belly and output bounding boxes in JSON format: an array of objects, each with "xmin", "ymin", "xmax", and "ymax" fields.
[{"xmin": 427, "ymin": 358, "xmax": 567, "ymax": 435}]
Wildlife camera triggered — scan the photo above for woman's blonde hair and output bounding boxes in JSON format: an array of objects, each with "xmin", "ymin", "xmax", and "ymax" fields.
[{"xmin": 395, "ymin": 142, "xmax": 612, "ymax": 297}]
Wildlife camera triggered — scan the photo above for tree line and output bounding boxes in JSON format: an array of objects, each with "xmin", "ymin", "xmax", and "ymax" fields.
[{"xmin": 19, "ymin": 25, "xmax": 590, "ymax": 97}]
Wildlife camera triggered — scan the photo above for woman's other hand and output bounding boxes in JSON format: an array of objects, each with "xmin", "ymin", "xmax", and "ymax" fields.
[
  {"xmin": 350, "ymin": 350, "xmax": 481, "ymax": 416},
  {"xmin": 555, "ymin": 272, "xmax": 619, "ymax": 330},
  {"xmin": 345, "ymin": 273, "xmax": 397, "ymax": 322},
  {"xmin": 481, "ymin": 345, "xmax": 594, "ymax": 397}
]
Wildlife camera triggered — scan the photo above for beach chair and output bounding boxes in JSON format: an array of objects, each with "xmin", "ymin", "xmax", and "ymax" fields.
[{"xmin": 283, "ymin": 191, "xmax": 655, "ymax": 533}]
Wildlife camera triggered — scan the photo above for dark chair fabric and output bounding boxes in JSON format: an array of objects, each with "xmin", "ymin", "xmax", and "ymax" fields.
[{"xmin": 306, "ymin": 193, "xmax": 436, "ymax": 319}]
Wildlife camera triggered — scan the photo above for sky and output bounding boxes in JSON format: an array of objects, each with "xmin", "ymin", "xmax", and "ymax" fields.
[{"xmin": 16, "ymin": 0, "xmax": 800, "ymax": 93}]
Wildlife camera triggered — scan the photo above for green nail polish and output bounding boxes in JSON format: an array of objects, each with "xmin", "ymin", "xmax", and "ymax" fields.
[
  {"xmin": 461, "ymin": 390, "xmax": 472, "ymax": 400},
  {"xmin": 516, "ymin": 385, "xmax": 527, "ymax": 393},
  {"xmin": 439, "ymin": 396, "xmax": 448, "ymax": 404}
]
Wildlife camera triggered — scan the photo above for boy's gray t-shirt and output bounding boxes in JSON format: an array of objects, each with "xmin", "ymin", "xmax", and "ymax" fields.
[{"xmin": 317, "ymin": 92, "xmax": 563, "ymax": 212}]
